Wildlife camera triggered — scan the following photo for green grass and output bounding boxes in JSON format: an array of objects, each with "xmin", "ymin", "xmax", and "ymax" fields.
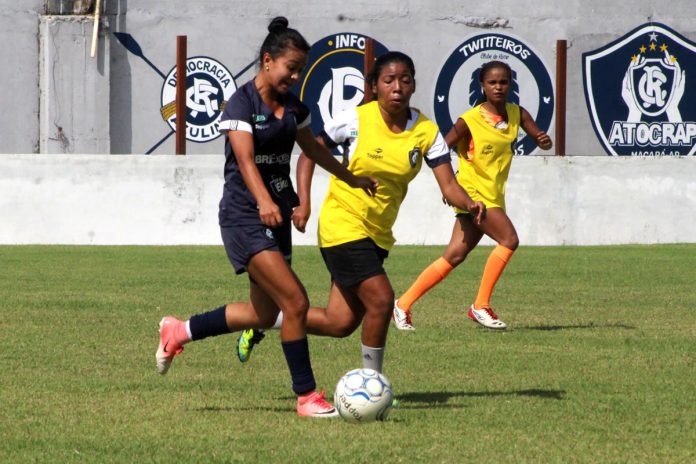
[{"xmin": 1, "ymin": 244, "xmax": 695, "ymax": 463}]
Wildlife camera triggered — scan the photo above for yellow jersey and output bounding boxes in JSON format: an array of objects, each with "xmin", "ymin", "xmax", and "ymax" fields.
[
  {"xmin": 318, "ymin": 101, "xmax": 449, "ymax": 250},
  {"xmin": 455, "ymin": 102, "xmax": 520, "ymax": 212}
]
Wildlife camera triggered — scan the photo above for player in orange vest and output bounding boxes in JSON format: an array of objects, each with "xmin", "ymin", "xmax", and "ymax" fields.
[{"xmin": 393, "ymin": 60, "xmax": 552, "ymax": 331}]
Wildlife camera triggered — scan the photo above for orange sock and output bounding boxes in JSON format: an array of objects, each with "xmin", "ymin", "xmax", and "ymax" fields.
[
  {"xmin": 474, "ymin": 245, "xmax": 514, "ymax": 309},
  {"xmin": 397, "ymin": 257, "xmax": 454, "ymax": 311}
]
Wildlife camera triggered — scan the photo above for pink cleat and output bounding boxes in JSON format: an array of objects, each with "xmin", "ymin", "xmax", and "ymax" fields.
[
  {"xmin": 296, "ymin": 390, "xmax": 339, "ymax": 418},
  {"xmin": 155, "ymin": 316, "xmax": 187, "ymax": 375}
]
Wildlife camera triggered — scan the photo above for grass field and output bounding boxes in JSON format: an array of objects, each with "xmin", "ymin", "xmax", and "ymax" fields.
[{"xmin": 1, "ymin": 244, "xmax": 695, "ymax": 463}]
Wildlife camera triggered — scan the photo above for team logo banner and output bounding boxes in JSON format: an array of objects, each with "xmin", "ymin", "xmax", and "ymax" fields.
[
  {"xmin": 583, "ymin": 22, "xmax": 696, "ymax": 156},
  {"xmin": 292, "ymin": 33, "xmax": 388, "ymax": 137},
  {"xmin": 160, "ymin": 56, "xmax": 237, "ymax": 143},
  {"xmin": 114, "ymin": 33, "xmax": 254, "ymax": 153},
  {"xmin": 433, "ymin": 33, "xmax": 554, "ymax": 156}
]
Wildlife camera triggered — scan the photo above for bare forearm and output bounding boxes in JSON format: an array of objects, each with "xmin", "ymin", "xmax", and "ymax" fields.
[{"xmin": 296, "ymin": 153, "xmax": 316, "ymax": 206}]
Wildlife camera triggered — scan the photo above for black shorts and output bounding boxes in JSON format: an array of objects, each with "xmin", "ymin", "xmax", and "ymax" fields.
[
  {"xmin": 320, "ymin": 238, "xmax": 389, "ymax": 288},
  {"xmin": 220, "ymin": 222, "xmax": 292, "ymax": 275}
]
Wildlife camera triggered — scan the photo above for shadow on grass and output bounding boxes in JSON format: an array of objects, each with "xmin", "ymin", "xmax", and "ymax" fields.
[
  {"xmin": 192, "ymin": 389, "xmax": 566, "ymax": 413},
  {"xmin": 515, "ymin": 322, "xmax": 635, "ymax": 331},
  {"xmin": 396, "ymin": 388, "xmax": 565, "ymax": 408},
  {"xmin": 193, "ymin": 405, "xmax": 295, "ymax": 413}
]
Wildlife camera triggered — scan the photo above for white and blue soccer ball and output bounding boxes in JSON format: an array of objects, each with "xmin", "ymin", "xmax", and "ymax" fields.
[{"xmin": 334, "ymin": 368, "xmax": 393, "ymax": 423}]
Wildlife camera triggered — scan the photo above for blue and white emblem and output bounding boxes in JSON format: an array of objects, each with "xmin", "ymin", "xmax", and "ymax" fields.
[
  {"xmin": 583, "ymin": 22, "xmax": 696, "ymax": 156},
  {"xmin": 292, "ymin": 33, "xmax": 388, "ymax": 138},
  {"xmin": 160, "ymin": 56, "xmax": 236, "ymax": 143},
  {"xmin": 433, "ymin": 33, "xmax": 554, "ymax": 156}
]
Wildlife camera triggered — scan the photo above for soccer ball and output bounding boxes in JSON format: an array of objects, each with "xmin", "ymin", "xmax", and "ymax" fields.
[{"xmin": 334, "ymin": 368, "xmax": 393, "ymax": 423}]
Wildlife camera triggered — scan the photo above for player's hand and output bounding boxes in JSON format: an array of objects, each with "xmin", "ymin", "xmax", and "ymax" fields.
[
  {"xmin": 291, "ymin": 203, "xmax": 310, "ymax": 233},
  {"xmin": 467, "ymin": 200, "xmax": 486, "ymax": 225},
  {"xmin": 350, "ymin": 175, "xmax": 379, "ymax": 197},
  {"xmin": 535, "ymin": 131, "xmax": 553, "ymax": 150},
  {"xmin": 258, "ymin": 200, "xmax": 283, "ymax": 228}
]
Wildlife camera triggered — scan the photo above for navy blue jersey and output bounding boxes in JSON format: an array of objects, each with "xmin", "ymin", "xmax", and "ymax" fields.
[{"xmin": 217, "ymin": 79, "xmax": 311, "ymax": 226}]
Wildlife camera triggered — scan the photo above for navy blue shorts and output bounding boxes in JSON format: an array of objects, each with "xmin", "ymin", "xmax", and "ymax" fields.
[
  {"xmin": 220, "ymin": 222, "xmax": 292, "ymax": 275},
  {"xmin": 320, "ymin": 237, "xmax": 388, "ymax": 288}
]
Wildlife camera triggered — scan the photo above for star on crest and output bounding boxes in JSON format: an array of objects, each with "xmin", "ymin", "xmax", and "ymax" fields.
[
  {"xmin": 648, "ymin": 32, "xmax": 658, "ymax": 42},
  {"xmin": 639, "ymin": 45, "xmax": 647, "ymax": 53},
  {"xmin": 649, "ymin": 42, "xmax": 657, "ymax": 51},
  {"xmin": 660, "ymin": 43, "xmax": 668, "ymax": 52}
]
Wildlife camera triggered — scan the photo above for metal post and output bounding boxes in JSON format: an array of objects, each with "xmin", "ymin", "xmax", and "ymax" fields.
[
  {"xmin": 175, "ymin": 35, "xmax": 187, "ymax": 155},
  {"xmin": 363, "ymin": 38, "xmax": 375, "ymax": 104},
  {"xmin": 555, "ymin": 39, "xmax": 567, "ymax": 156}
]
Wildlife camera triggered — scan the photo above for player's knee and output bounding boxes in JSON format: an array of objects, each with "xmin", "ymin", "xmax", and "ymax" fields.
[
  {"xmin": 332, "ymin": 317, "xmax": 360, "ymax": 337},
  {"xmin": 368, "ymin": 289, "xmax": 395, "ymax": 320},
  {"xmin": 502, "ymin": 235, "xmax": 519, "ymax": 251},
  {"xmin": 280, "ymin": 294, "xmax": 309, "ymax": 321},
  {"xmin": 446, "ymin": 253, "xmax": 467, "ymax": 267},
  {"xmin": 444, "ymin": 247, "xmax": 470, "ymax": 267}
]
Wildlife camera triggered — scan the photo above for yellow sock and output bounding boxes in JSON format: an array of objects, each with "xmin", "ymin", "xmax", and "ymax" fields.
[
  {"xmin": 474, "ymin": 245, "xmax": 514, "ymax": 309},
  {"xmin": 397, "ymin": 257, "xmax": 454, "ymax": 311}
]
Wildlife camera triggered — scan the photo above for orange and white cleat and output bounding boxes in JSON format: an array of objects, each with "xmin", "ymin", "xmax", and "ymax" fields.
[
  {"xmin": 296, "ymin": 390, "xmax": 339, "ymax": 418},
  {"xmin": 155, "ymin": 316, "xmax": 187, "ymax": 374}
]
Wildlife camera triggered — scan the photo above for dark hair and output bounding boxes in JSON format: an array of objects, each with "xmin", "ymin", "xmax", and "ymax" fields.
[
  {"xmin": 478, "ymin": 60, "xmax": 512, "ymax": 83},
  {"xmin": 366, "ymin": 51, "xmax": 416, "ymax": 88},
  {"xmin": 258, "ymin": 17, "xmax": 311, "ymax": 65},
  {"xmin": 475, "ymin": 60, "xmax": 513, "ymax": 105}
]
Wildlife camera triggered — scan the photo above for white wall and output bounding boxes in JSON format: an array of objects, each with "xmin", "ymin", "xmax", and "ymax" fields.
[
  {"xmin": 2, "ymin": 0, "xmax": 695, "ymax": 155},
  {"xmin": 2, "ymin": 154, "xmax": 694, "ymax": 246}
]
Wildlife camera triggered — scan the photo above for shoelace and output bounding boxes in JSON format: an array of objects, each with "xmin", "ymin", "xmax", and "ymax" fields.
[
  {"xmin": 483, "ymin": 307, "xmax": 499, "ymax": 320},
  {"xmin": 308, "ymin": 391, "xmax": 333, "ymax": 410},
  {"xmin": 250, "ymin": 330, "xmax": 265, "ymax": 345},
  {"xmin": 404, "ymin": 312, "xmax": 413, "ymax": 326}
]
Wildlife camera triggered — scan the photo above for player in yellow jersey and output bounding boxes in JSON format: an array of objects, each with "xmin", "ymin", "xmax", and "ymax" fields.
[
  {"xmin": 393, "ymin": 60, "xmax": 552, "ymax": 331},
  {"xmin": 237, "ymin": 51, "xmax": 485, "ymax": 372}
]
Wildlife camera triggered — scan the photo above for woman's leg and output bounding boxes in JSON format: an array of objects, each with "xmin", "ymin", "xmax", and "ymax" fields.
[
  {"xmin": 355, "ymin": 274, "xmax": 394, "ymax": 373},
  {"xmin": 305, "ymin": 274, "xmax": 394, "ymax": 373},
  {"xmin": 468, "ymin": 208, "xmax": 518, "ymax": 328},
  {"xmin": 306, "ymin": 282, "xmax": 364, "ymax": 338},
  {"xmin": 393, "ymin": 215, "xmax": 484, "ymax": 328},
  {"xmin": 156, "ymin": 250, "xmax": 305, "ymax": 372}
]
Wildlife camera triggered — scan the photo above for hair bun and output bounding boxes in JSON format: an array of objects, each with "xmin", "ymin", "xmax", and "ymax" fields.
[{"xmin": 268, "ymin": 16, "xmax": 289, "ymax": 33}]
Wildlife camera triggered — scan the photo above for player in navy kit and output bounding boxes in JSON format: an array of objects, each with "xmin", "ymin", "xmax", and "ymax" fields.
[
  {"xmin": 236, "ymin": 52, "xmax": 485, "ymax": 374},
  {"xmin": 154, "ymin": 17, "xmax": 377, "ymax": 418}
]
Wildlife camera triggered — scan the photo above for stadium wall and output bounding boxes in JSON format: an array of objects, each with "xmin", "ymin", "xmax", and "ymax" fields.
[
  {"xmin": 2, "ymin": 154, "xmax": 694, "ymax": 246},
  {"xmin": 1, "ymin": 1, "xmax": 694, "ymax": 155}
]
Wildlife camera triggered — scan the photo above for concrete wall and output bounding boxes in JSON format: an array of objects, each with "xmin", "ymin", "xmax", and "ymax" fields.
[
  {"xmin": 1, "ymin": 2, "xmax": 693, "ymax": 246},
  {"xmin": 0, "ymin": 1, "xmax": 43, "ymax": 153},
  {"xmin": 2, "ymin": 154, "xmax": 694, "ymax": 246},
  {"xmin": 1, "ymin": 0, "xmax": 695, "ymax": 155}
]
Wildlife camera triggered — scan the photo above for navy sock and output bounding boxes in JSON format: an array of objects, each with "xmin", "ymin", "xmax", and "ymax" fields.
[
  {"xmin": 188, "ymin": 305, "xmax": 230, "ymax": 341},
  {"xmin": 281, "ymin": 338, "xmax": 317, "ymax": 395}
]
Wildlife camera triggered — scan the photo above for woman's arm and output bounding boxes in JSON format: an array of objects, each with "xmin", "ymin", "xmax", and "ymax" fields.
[
  {"xmin": 445, "ymin": 117, "xmax": 471, "ymax": 149},
  {"xmin": 520, "ymin": 107, "xmax": 552, "ymax": 150},
  {"xmin": 432, "ymin": 162, "xmax": 486, "ymax": 224},
  {"xmin": 295, "ymin": 126, "xmax": 377, "ymax": 195},
  {"xmin": 292, "ymin": 151, "xmax": 316, "ymax": 233}
]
